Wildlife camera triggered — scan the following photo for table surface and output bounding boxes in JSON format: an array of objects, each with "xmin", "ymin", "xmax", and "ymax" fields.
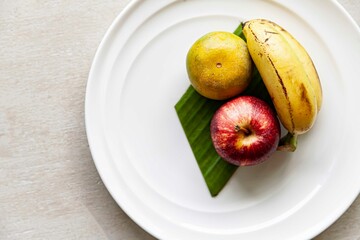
[{"xmin": 1, "ymin": 0, "xmax": 359, "ymax": 239}]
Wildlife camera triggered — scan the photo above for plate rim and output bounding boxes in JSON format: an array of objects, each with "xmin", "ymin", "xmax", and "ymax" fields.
[{"xmin": 85, "ymin": 0, "xmax": 360, "ymax": 239}]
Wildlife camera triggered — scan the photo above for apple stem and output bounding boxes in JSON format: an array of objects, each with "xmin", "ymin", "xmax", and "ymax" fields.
[
  {"xmin": 277, "ymin": 132, "xmax": 297, "ymax": 152},
  {"xmin": 235, "ymin": 125, "xmax": 251, "ymax": 135}
]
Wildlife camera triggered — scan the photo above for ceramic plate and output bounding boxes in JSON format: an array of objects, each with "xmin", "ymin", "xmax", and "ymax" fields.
[{"xmin": 85, "ymin": 0, "xmax": 360, "ymax": 239}]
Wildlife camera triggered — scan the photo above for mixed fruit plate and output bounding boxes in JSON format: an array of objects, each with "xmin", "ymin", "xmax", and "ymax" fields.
[{"xmin": 175, "ymin": 19, "xmax": 323, "ymax": 196}]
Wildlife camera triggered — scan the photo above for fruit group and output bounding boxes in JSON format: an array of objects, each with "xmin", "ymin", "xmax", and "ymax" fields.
[
  {"xmin": 243, "ymin": 19, "xmax": 322, "ymax": 135},
  {"xmin": 186, "ymin": 31, "xmax": 253, "ymax": 100},
  {"xmin": 210, "ymin": 96, "xmax": 280, "ymax": 166}
]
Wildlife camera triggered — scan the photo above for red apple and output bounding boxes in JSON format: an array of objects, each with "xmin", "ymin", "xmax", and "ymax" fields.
[{"xmin": 210, "ymin": 96, "xmax": 280, "ymax": 166}]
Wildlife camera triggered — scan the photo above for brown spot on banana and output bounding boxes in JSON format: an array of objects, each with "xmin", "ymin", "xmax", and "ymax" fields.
[
  {"xmin": 243, "ymin": 19, "xmax": 319, "ymax": 135},
  {"xmin": 267, "ymin": 55, "xmax": 295, "ymax": 133},
  {"xmin": 296, "ymin": 83, "xmax": 317, "ymax": 132},
  {"xmin": 244, "ymin": 21, "xmax": 261, "ymax": 44},
  {"xmin": 267, "ymin": 19, "xmax": 322, "ymax": 112},
  {"xmin": 264, "ymin": 30, "xmax": 279, "ymax": 35},
  {"xmin": 250, "ymin": 29, "xmax": 260, "ymax": 43},
  {"xmin": 299, "ymin": 83, "xmax": 311, "ymax": 107}
]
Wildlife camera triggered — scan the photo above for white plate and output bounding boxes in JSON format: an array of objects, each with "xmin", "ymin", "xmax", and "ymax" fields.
[{"xmin": 85, "ymin": 0, "xmax": 360, "ymax": 239}]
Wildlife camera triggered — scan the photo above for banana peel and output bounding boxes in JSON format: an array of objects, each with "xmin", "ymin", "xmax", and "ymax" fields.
[{"xmin": 242, "ymin": 19, "xmax": 322, "ymax": 151}]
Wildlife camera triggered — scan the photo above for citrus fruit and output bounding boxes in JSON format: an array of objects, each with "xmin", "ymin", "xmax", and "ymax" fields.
[{"xmin": 186, "ymin": 31, "xmax": 252, "ymax": 100}]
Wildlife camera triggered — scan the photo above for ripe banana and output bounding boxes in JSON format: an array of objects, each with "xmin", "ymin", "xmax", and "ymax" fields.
[{"xmin": 243, "ymin": 19, "xmax": 322, "ymax": 135}]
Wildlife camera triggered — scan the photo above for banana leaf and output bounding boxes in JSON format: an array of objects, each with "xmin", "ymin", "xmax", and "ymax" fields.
[{"xmin": 175, "ymin": 23, "xmax": 271, "ymax": 196}]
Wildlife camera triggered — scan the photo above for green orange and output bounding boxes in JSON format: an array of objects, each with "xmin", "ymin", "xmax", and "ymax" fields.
[{"xmin": 186, "ymin": 31, "xmax": 253, "ymax": 100}]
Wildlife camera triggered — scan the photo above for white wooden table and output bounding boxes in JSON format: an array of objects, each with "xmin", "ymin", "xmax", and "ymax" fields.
[{"xmin": 1, "ymin": 1, "xmax": 359, "ymax": 239}]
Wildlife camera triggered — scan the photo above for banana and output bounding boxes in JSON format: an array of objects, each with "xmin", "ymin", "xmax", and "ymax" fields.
[{"xmin": 243, "ymin": 19, "xmax": 322, "ymax": 135}]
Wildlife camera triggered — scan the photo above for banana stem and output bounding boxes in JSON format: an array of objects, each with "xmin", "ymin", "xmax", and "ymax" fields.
[{"xmin": 277, "ymin": 132, "xmax": 297, "ymax": 152}]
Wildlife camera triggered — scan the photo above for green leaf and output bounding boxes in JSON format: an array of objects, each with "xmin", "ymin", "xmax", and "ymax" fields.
[
  {"xmin": 233, "ymin": 22, "xmax": 246, "ymax": 41},
  {"xmin": 175, "ymin": 86, "xmax": 236, "ymax": 196},
  {"xmin": 175, "ymin": 23, "xmax": 274, "ymax": 197}
]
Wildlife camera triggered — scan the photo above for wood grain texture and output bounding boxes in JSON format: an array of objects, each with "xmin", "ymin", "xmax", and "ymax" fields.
[{"xmin": 0, "ymin": 0, "xmax": 358, "ymax": 239}]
